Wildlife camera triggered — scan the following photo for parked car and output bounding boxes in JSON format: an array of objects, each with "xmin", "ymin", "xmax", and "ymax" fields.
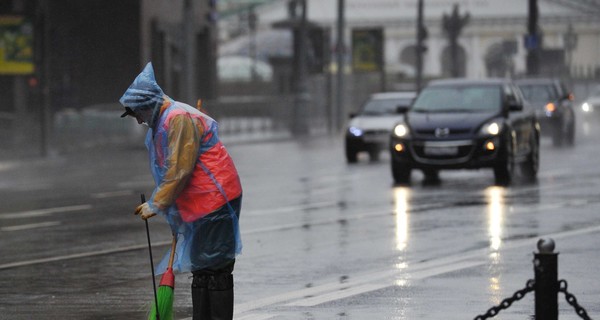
[
  {"xmin": 345, "ymin": 91, "xmax": 416, "ymax": 163},
  {"xmin": 580, "ymin": 85, "xmax": 600, "ymax": 115},
  {"xmin": 389, "ymin": 78, "xmax": 540, "ymax": 185},
  {"xmin": 515, "ymin": 78, "xmax": 575, "ymax": 146}
]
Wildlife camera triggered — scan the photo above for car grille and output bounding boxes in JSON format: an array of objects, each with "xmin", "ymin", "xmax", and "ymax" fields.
[
  {"xmin": 415, "ymin": 128, "xmax": 471, "ymax": 138},
  {"xmin": 410, "ymin": 140, "xmax": 474, "ymax": 165}
]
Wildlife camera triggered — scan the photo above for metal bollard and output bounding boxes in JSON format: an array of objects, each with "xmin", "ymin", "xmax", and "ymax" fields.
[{"xmin": 534, "ymin": 238, "xmax": 559, "ymax": 320}]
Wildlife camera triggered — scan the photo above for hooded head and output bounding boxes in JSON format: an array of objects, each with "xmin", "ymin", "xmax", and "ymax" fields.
[{"xmin": 119, "ymin": 62, "xmax": 165, "ymax": 119}]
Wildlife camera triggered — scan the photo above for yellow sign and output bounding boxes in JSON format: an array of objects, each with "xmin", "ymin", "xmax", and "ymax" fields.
[
  {"xmin": 0, "ymin": 16, "xmax": 34, "ymax": 75},
  {"xmin": 352, "ymin": 28, "xmax": 384, "ymax": 73}
]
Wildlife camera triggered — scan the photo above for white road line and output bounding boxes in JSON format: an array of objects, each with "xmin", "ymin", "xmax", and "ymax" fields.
[
  {"xmin": 1, "ymin": 221, "xmax": 61, "ymax": 232},
  {"xmin": 286, "ymin": 260, "xmax": 484, "ymax": 307},
  {"xmin": 231, "ymin": 225, "xmax": 600, "ymax": 316},
  {"xmin": 0, "ymin": 204, "xmax": 93, "ymax": 220},
  {"xmin": 236, "ymin": 314, "xmax": 279, "ymax": 320},
  {"xmin": 0, "ymin": 240, "xmax": 170, "ymax": 270},
  {"xmin": 91, "ymin": 190, "xmax": 135, "ymax": 199},
  {"xmin": 244, "ymin": 200, "xmax": 340, "ymax": 217}
]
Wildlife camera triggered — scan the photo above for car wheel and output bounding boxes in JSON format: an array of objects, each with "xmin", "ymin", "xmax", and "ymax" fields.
[
  {"xmin": 346, "ymin": 148, "xmax": 358, "ymax": 163},
  {"xmin": 552, "ymin": 126, "xmax": 563, "ymax": 147},
  {"xmin": 520, "ymin": 133, "xmax": 539, "ymax": 182},
  {"xmin": 494, "ymin": 137, "xmax": 514, "ymax": 186},
  {"xmin": 422, "ymin": 169, "xmax": 440, "ymax": 183},
  {"xmin": 391, "ymin": 161, "xmax": 411, "ymax": 184},
  {"xmin": 566, "ymin": 118, "xmax": 575, "ymax": 146},
  {"xmin": 368, "ymin": 146, "xmax": 380, "ymax": 162}
]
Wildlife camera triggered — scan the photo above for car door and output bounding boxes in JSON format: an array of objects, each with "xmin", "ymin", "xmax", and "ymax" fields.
[{"xmin": 505, "ymin": 84, "xmax": 532, "ymax": 157}]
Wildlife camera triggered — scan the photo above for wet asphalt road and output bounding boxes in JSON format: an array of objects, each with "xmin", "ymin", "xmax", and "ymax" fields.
[{"xmin": 2, "ymin": 112, "xmax": 600, "ymax": 319}]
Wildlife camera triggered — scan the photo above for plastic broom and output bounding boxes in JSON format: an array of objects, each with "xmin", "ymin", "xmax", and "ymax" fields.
[{"xmin": 148, "ymin": 234, "xmax": 177, "ymax": 320}]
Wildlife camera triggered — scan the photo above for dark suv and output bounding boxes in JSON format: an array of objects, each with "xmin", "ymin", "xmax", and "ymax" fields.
[
  {"xmin": 390, "ymin": 78, "xmax": 540, "ymax": 185},
  {"xmin": 515, "ymin": 78, "xmax": 575, "ymax": 146}
]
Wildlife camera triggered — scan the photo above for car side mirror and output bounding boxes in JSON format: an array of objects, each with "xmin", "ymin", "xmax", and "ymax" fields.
[
  {"xmin": 396, "ymin": 105, "xmax": 410, "ymax": 114},
  {"xmin": 507, "ymin": 98, "xmax": 523, "ymax": 111}
]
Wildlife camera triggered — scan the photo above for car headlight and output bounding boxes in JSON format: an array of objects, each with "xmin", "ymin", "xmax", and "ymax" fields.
[
  {"xmin": 581, "ymin": 102, "xmax": 591, "ymax": 112},
  {"xmin": 393, "ymin": 123, "xmax": 410, "ymax": 138},
  {"xmin": 348, "ymin": 126, "xmax": 363, "ymax": 137},
  {"xmin": 479, "ymin": 121, "xmax": 502, "ymax": 136}
]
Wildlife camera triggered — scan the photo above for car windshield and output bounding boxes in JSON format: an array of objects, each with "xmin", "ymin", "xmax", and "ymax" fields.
[
  {"xmin": 518, "ymin": 84, "xmax": 557, "ymax": 104},
  {"xmin": 411, "ymin": 86, "xmax": 501, "ymax": 112},
  {"xmin": 361, "ymin": 98, "xmax": 413, "ymax": 115}
]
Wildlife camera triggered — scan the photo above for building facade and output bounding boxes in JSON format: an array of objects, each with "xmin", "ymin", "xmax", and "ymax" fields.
[{"xmin": 241, "ymin": 0, "xmax": 600, "ymax": 80}]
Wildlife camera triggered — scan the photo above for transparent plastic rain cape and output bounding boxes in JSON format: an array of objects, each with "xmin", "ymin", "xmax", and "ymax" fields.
[{"xmin": 120, "ymin": 63, "xmax": 242, "ymax": 275}]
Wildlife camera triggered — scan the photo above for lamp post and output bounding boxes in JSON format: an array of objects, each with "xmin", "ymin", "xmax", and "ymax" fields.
[
  {"xmin": 335, "ymin": 0, "xmax": 345, "ymax": 132},
  {"xmin": 291, "ymin": 0, "xmax": 310, "ymax": 136},
  {"xmin": 248, "ymin": 5, "xmax": 258, "ymax": 81},
  {"xmin": 415, "ymin": 0, "xmax": 426, "ymax": 93}
]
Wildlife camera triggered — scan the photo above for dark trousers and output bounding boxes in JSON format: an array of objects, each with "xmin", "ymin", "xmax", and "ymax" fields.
[{"xmin": 192, "ymin": 260, "xmax": 235, "ymax": 320}]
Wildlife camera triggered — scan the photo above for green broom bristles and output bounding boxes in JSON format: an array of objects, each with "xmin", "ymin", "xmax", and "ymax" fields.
[
  {"xmin": 148, "ymin": 284, "xmax": 174, "ymax": 320},
  {"xmin": 148, "ymin": 235, "xmax": 177, "ymax": 320}
]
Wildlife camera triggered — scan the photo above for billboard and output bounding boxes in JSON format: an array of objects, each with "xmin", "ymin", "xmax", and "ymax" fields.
[
  {"xmin": 351, "ymin": 28, "xmax": 383, "ymax": 73},
  {"xmin": 0, "ymin": 16, "xmax": 34, "ymax": 75}
]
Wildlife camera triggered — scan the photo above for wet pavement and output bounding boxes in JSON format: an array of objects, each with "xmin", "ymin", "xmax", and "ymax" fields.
[{"xmin": 2, "ymin": 114, "xmax": 600, "ymax": 319}]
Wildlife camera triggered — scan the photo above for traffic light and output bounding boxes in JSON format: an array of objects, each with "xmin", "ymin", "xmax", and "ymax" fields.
[
  {"xmin": 418, "ymin": 24, "xmax": 428, "ymax": 53},
  {"xmin": 206, "ymin": 0, "xmax": 218, "ymax": 23}
]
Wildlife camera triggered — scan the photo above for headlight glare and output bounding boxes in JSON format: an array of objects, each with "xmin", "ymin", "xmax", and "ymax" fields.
[
  {"xmin": 582, "ymin": 102, "xmax": 591, "ymax": 112},
  {"xmin": 480, "ymin": 121, "xmax": 501, "ymax": 136},
  {"xmin": 349, "ymin": 127, "xmax": 363, "ymax": 136},
  {"xmin": 393, "ymin": 123, "xmax": 409, "ymax": 137}
]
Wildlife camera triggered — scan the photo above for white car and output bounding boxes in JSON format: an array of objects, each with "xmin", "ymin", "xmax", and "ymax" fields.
[
  {"xmin": 345, "ymin": 91, "xmax": 416, "ymax": 163},
  {"xmin": 581, "ymin": 85, "xmax": 600, "ymax": 114}
]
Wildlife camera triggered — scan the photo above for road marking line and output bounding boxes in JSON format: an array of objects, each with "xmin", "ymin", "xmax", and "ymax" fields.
[
  {"xmin": 244, "ymin": 200, "xmax": 340, "ymax": 216},
  {"xmin": 286, "ymin": 259, "xmax": 484, "ymax": 307},
  {"xmin": 1, "ymin": 221, "xmax": 61, "ymax": 232},
  {"xmin": 236, "ymin": 314, "xmax": 279, "ymax": 320},
  {"xmin": 232, "ymin": 225, "xmax": 600, "ymax": 315},
  {"xmin": 0, "ymin": 240, "xmax": 170, "ymax": 271},
  {"xmin": 0, "ymin": 204, "xmax": 92, "ymax": 220},
  {"xmin": 91, "ymin": 190, "xmax": 135, "ymax": 199}
]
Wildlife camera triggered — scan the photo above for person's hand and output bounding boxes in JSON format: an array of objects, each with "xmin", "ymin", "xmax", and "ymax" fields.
[{"xmin": 135, "ymin": 203, "xmax": 157, "ymax": 220}]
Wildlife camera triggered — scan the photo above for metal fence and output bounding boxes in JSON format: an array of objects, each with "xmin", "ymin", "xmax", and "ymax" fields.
[{"xmin": 474, "ymin": 238, "xmax": 593, "ymax": 320}]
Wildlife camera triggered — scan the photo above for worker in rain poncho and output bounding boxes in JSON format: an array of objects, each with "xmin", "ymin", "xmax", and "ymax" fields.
[{"xmin": 119, "ymin": 62, "xmax": 242, "ymax": 320}]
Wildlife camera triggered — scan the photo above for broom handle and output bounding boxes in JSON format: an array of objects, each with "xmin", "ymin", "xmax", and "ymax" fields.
[
  {"xmin": 168, "ymin": 234, "xmax": 177, "ymax": 269},
  {"xmin": 142, "ymin": 194, "xmax": 160, "ymax": 320}
]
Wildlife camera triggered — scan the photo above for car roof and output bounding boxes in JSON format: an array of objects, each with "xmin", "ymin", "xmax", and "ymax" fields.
[
  {"xmin": 369, "ymin": 91, "xmax": 417, "ymax": 100},
  {"xmin": 426, "ymin": 78, "xmax": 510, "ymax": 87},
  {"xmin": 514, "ymin": 78, "xmax": 559, "ymax": 85}
]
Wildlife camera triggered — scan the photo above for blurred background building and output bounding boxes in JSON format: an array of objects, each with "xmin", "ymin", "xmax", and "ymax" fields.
[{"xmin": 0, "ymin": 0, "xmax": 599, "ymax": 154}]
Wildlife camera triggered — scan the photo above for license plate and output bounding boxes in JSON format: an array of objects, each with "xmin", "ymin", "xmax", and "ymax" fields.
[
  {"xmin": 424, "ymin": 146, "xmax": 458, "ymax": 156},
  {"xmin": 363, "ymin": 134, "xmax": 386, "ymax": 143}
]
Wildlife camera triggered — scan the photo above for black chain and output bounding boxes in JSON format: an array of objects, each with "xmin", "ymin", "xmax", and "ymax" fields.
[
  {"xmin": 474, "ymin": 279, "xmax": 535, "ymax": 320},
  {"xmin": 559, "ymin": 279, "xmax": 593, "ymax": 320}
]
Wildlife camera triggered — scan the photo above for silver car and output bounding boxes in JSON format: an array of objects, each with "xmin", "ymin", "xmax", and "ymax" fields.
[{"xmin": 345, "ymin": 91, "xmax": 416, "ymax": 163}]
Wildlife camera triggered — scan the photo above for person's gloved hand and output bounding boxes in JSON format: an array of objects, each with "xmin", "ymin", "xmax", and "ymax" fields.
[{"xmin": 135, "ymin": 203, "xmax": 157, "ymax": 220}]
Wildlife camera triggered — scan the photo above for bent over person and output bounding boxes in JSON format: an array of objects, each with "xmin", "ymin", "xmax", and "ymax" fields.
[{"xmin": 119, "ymin": 62, "xmax": 242, "ymax": 320}]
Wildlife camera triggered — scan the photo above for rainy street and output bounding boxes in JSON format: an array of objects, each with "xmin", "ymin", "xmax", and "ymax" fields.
[{"xmin": 0, "ymin": 110, "xmax": 599, "ymax": 320}]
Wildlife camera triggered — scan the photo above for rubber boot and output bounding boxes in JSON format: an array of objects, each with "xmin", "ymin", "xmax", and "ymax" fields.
[
  {"xmin": 208, "ymin": 274, "xmax": 234, "ymax": 320},
  {"xmin": 192, "ymin": 274, "xmax": 211, "ymax": 320}
]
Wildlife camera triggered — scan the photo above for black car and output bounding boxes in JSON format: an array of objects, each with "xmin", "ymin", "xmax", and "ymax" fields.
[
  {"xmin": 515, "ymin": 78, "xmax": 575, "ymax": 146},
  {"xmin": 390, "ymin": 78, "xmax": 540, "ymax": 185}
]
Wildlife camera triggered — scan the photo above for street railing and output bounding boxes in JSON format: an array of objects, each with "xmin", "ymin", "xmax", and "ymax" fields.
[{"xmin": 474, "ymin": 238, "xmax": 592, "ymax": 320}]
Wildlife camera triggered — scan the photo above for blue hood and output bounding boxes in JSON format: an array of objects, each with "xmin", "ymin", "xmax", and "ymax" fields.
[{"xmin": 119, "ymin": 62, "xmax": 165, "ymax": 112}]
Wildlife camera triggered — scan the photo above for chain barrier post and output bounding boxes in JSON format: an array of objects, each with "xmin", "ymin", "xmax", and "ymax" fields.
[{"xmin": 534, "ymin": 238, "xmax": 559, "ymax": 320}]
